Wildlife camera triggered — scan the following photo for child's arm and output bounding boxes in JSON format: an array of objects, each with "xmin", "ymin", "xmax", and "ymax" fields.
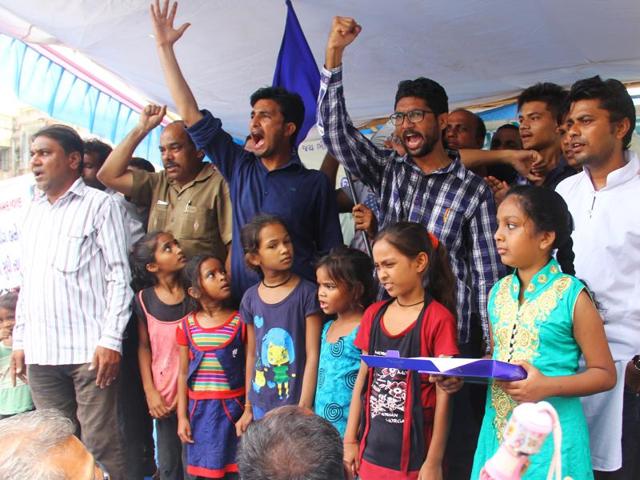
[
  {"xmin": 498, "ymin": 290, "xmax": 616, "ymax": 402},
  {"xmin": 343, "ymin": 357, "xmax": 369, "ymax": 477},
  {"xmin": 236, "ymin": 323, "xmax": 255, "ymax": 436},
  {"xmin": 419, "ymin": 385, "xmax": 451, "ymax": 480},
  {"xmin": 137, "ymin": 316, "xmax": 171, "ymax": 419},
  {"xmin": 176, "ymin": 343, "xmax": 194, "ymax": 444},
  {"xmin": 298, "ymin": 313, "xmax": 323, "ymax": 409}
]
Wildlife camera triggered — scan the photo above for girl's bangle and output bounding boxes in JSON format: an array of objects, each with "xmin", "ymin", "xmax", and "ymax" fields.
[{"xmin": 343, "ymin": 440, "xmax": 359, "ymax": 445}]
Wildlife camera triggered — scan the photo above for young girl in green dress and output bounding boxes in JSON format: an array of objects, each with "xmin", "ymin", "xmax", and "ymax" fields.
[{"xmin": 471, "ymin": 186, "xmax": 616, "ymax": 479}]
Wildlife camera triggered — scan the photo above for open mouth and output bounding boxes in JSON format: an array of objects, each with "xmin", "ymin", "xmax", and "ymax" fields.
[
  {"xmin": 403, "ymin": 132, "xmax": 423, "ymax": 150},
  {"xmin": 251, "ymin": 132, "xmax": 265, "ymax": 150}
]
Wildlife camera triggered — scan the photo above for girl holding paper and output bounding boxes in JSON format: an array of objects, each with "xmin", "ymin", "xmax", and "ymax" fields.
[
  {"xmin": 343, "ymin": 222, "xmax": 459, "ymax": 480},
  {"xmin": 471, "ymin": 186, "xmax": 615, "ymax": 479}
]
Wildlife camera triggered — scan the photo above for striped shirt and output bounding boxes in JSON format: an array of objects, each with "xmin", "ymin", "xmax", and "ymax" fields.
[
  {"xmin": 317, "ymin": 66, "xmax": 505, "ymax": 348},
  {"xmin": 13, "ymin": 178, "xmax": 132, "ymax": 365},
  {"xmin": 177, "ymin": 313, "xmax": 241, "ymax": 394}
]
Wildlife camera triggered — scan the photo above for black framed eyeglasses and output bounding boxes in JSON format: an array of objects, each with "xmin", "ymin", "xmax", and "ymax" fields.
[{"xmin": 389, "ymin": 109, "xmax": 435, "ymax": 126}]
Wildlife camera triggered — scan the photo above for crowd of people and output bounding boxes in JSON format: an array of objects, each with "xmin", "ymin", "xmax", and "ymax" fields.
[{"xmin": 1, "ymin": 2, "xmax": 639, "ymax": 480}]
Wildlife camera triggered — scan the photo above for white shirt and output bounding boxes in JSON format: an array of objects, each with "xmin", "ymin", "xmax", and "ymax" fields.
[
  {"xmin": 556, "ymin": 151, "xmax": 640, "ymax": 362},
  {"xmin": 13, "ymin": 178, "xmax": 132, "ymax": 365},
  {"xmin": 106, "ymin": 188, "xmax": 146, "ymax": 250}
]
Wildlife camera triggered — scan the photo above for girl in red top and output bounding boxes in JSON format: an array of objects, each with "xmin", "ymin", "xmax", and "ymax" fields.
[{"xmin": 344, "ymin": 222, "xmax": 459, "ymax": 480}]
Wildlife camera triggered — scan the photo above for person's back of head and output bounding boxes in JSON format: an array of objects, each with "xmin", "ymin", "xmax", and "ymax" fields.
[
  {"xmin": 238, "ymin": 406, "xmax": 345, "ymax": 480},
  {"xmin": 0, "ymin": 409, "xmax": 74, "ymax": 479}
]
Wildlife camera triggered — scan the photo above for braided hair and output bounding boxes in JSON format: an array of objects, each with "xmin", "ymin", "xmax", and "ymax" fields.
[{"xmin": 505, "ymin": 186, "xmax": 575, "ymax": 274}]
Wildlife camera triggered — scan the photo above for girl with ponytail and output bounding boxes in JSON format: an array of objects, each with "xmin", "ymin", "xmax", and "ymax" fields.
[
  {"xmin": 471, "ymin": 185, "xmax": 616, "ymax": 480},
  {"xmin": 343, "ymin": 221, "xmax": 459, "ymax": 479}
]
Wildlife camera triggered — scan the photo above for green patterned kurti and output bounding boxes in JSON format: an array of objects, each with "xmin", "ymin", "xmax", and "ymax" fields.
[{"xmin": 471, "ymin": 259, "xmax": 593, "ymax": 479}]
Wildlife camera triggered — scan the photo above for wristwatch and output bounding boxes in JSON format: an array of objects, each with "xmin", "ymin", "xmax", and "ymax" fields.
[{"xmin": 633, "ymin": 355, "xmax": 640, "ymax": 372}]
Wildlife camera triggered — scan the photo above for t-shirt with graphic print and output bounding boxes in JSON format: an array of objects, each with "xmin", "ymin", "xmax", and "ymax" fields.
[{"xmin": 240, "ymin": 278, "xmax": 320, "ymax": 420}]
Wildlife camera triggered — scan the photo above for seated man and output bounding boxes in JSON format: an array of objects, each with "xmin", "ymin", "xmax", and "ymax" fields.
[
  {"xmin": 0, "ymin": 409, "xmax": 109, "ymax": 479},
  {"xmin": 98, "ymin": 107, "xmax": 232, "ymax": 262},
  {"xmin": 149, "ymin": 1, "xmax": 342, "ymax": 301},
  {"xmin": 237, "ymin": 406, "xmax": 348, "ymax": 480}
]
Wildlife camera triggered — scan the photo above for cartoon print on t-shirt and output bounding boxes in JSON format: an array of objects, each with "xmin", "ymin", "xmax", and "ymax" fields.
[
  {"xmin": 370, "ymin": 367, "xmax": 407, "ymax": 423},
  {"xmin": 257, "ymin": 327, "xmax": 296, "ymax": 400}
]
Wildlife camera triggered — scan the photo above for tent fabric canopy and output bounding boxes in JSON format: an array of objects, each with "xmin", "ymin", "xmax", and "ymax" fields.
[
  {"xmin": 0, "ymin": 34, "xmax": 163, "ymax": 164},
  {"xmin": 1, "ymin": 0, "xmax": 640, "ymax": 140}
]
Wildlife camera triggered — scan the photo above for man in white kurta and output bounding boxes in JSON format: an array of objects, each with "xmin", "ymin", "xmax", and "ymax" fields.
[{"xmin": 556, "ymin": 75, "xmax": 639, "ymax": 476}]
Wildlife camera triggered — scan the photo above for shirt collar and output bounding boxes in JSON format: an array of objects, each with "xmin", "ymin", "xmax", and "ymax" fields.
[
  {"xmin": 35, "ymin": 176, "xmax": 86, "ymax": 204},
  {"xmin": 168, "ymin": 162, "xmax": 214, "ymax": 191},
  {"xmin": 584, "ymin": 150, "xmax": 640, "ymax": 190},
  {"xmin": 401, "ymin": 150, "xmax": 465, "ymax": 180},
  {"xmin": 255, "ymin": 152, "xmax": 304, "ymax": 174},
  {"xmin": 511, "ymin": 258, "xmax": 562, "ymax": 302}
]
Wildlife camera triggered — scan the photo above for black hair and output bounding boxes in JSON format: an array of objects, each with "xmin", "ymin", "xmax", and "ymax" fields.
[
  {"xmin": 394, "ymin": 77, "xmax": 449, "ymax": 116},
  {"xmin": 504, "ymin": 186, "xmax": 575, "ymax": 274},
  {"xmin": 83, "ymin": 139, "xmax": 113, "ymax": 168},
  {"xmin": 316, "ymin": 246, "xmax": 375, "ymax": 310},
  {"xmin": 238, "ymin": 406, "xmax": 345, "ymax": 480},
  {"xmin": 33, "ymin": 124, "xmax": 84, "ymax": 157},
  {"xmin": 496, "ymin": 123, "xmax": 519, "ymax": 134},
  {"xmin": 250, "ymin": 87, "xmax": 305, "ymax": 147},
  {"xmin": 0, "ymin": 292, "xmax": 18, "ymax": 313},
  {"xmin": 568, "ymin": 75, "xmax": 636, "ymax": 150},
  {"xmin": 129, "ymin": 232, "xmax": 164, "ymax": 292},
  {"xmin": 517, "ymin": 82, "xmax": 568, "ymax": 124},
  {"xmin": 182, "ymin": 254, "xmax": 225, "ymax": 308},
  {"xmin": 374, "ymin": 222, "xmax": 457, "ymax": 317},
  {"xmin": 241, "ymin": 214, "xmax": 290, "ymax": 275},
  {"xmin": 129, "ymin": 157, "xmax": 156, "ymax": 173}
]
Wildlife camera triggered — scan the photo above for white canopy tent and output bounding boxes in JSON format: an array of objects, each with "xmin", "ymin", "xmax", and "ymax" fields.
[{"xmin": 1, "ymin": 0, "xmax": 639, "ymax": 140}]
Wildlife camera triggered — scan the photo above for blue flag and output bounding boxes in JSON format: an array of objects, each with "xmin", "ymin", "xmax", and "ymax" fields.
[{"xmin": 272, "ymin": 0, "xmax": 320, "ymax": 146}]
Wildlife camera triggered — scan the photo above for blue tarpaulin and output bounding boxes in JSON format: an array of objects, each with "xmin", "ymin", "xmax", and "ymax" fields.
[{"xmin": 0, "ymin": 34, "xmax": 163, "ymax": 166}]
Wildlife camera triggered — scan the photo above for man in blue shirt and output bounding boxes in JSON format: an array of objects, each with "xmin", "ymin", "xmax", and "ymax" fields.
[{"xmin": 150, "ymin": 1, "xmax": 342, "ymax": 301}]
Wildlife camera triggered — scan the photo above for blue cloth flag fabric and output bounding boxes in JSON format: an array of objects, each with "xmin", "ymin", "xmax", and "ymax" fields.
[{"xmin": 272, "ymin": 0, "xmax": 320, "ymax": 146}]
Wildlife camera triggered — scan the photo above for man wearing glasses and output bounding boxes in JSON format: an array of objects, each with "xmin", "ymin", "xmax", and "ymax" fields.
[{"xmin": 317, "ymin": 17, "xmax": 504, "ymax": 478}]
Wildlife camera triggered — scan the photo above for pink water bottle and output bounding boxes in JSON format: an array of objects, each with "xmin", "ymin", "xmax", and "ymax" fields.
[{"xmin": 480, "ymin": 401, "xmax": 563, "ymax": 480}]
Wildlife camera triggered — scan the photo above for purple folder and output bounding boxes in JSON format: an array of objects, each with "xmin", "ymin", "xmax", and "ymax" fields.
[{"xmin": 361, "ymin": 350, "xmax": 526, "ymax": 382}]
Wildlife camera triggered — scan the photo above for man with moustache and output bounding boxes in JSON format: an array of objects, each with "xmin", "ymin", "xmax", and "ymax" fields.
[
  {"xmin": 98, "ymin": 104, "xmax": 232, "ymax": 262},
  {"xmin": 11, "ymin": 125, "xmax": 130, "ymax": 479},
  {"xmin": 556, "ymin": 76, "xmax": 640, "ymax": 479},
  {"xmin": 318, "ymin": 17, "xmax": 504, "ymax": 478}
]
